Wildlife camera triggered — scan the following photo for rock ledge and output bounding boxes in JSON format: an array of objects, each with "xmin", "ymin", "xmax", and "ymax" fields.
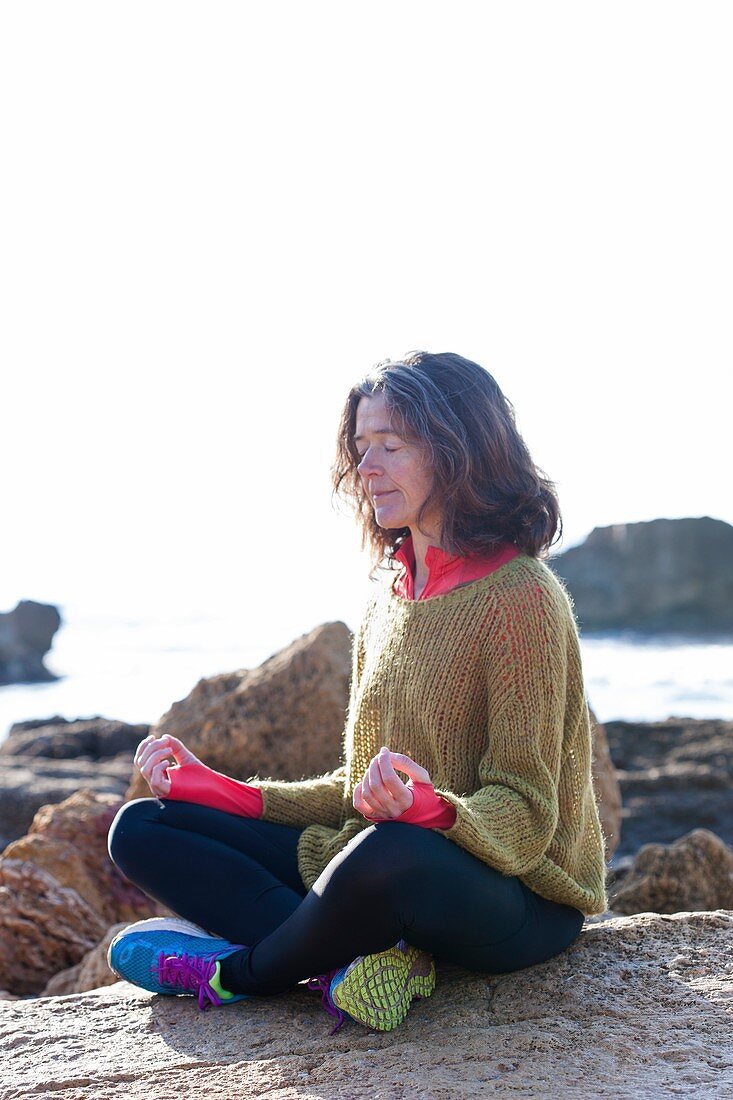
[{"xmin": 1, "ymin": 910, "xmax": 731, "ymax": 1099}]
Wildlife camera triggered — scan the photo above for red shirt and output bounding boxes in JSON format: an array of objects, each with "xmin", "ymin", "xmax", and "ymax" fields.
[
  {"xmin": 166, "ymin": 535, "xmax": 520, "ymax": 830},
  {"xmin": 393, "ymin": 534, "xmax": 520, "ymax": 601}
]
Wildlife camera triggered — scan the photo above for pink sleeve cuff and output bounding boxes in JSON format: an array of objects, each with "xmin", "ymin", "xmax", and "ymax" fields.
[
  {"xmin": 165, "ymin": 761, "xmax": 264, "ymax": 819},
  {"xmin": 363, "ymin": 780, "xmax": 457, "ymax": 829}
]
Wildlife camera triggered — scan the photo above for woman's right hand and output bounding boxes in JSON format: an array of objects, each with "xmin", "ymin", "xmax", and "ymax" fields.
[{"xmin": 133, "ymin": 733, "xmax": 203, "ymax": 798}]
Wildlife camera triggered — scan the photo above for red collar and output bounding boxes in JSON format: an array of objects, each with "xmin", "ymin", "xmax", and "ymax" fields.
[
  {"xmin": 394, "ymin": 535, "xmax": 466, "ymax": 581},
  {"xmin": 392, "ymin": 533, "xmax": 520, "ymax": 600}
]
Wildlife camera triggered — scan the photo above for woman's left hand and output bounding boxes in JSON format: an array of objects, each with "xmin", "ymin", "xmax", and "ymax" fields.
[{"xmin": 353, "ymin": 746, "xmax": 432, "ymax": 821}]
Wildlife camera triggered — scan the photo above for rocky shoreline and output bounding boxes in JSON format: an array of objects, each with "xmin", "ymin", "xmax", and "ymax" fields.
[{"xmin": 1, "ymin": 620, "xmax": 732, "ymax": 1096}]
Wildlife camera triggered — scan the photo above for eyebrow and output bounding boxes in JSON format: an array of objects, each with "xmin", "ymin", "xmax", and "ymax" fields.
[{"xmin": 354, "ymin": 427, "xmax": 401, "ymax": 444}]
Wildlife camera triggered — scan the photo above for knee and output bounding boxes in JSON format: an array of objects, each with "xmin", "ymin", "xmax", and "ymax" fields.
[
  {"xmin": 107, "ymin": 797, "xmax": 160, "ymax": 871},
  {"xmin": 330, "ymin": 822, "xmax": 434, "ymax": 899}
]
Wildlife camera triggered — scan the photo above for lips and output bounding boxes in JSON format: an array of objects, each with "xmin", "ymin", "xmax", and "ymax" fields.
[{"xmin": 373, "ymin": 491, "xmax": 396, "ymax": 502}]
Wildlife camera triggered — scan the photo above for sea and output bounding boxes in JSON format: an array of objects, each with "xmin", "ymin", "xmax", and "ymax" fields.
[{"xmin": 1, "ymin": 604, "xmax": 733, "ymax": 745}]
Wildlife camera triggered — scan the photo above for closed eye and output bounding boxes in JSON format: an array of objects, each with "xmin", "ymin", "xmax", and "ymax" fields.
[{"xmin": 356, "ymin": 446, "xmax": 399, "ymax": 459}]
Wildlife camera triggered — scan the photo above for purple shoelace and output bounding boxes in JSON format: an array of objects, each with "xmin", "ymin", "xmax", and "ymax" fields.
[
  {"xmin": 152, "ymin": 945, "xmax": 247, "ymax": 1011},
  {"xmin": 306, "ymin": 968, "xmax": 347, "ymax": 1034}
]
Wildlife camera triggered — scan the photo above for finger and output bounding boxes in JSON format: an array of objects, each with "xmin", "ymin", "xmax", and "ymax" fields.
[
  {"xmin": 149, "ymin": 759, "xmax": 171, "ymax": 796},
  {"xmin": 361, "ymin": 769, "xmax": 386, "ymax": 814},
  {"xmin": 354, "ymin": 783, "xmax": 379, "ymax": 818},
  {"xmin": 386, "ymin": 751, "xmax": 431, "ymax": 785},
  {"xmin": 161, "ymin": 734, "xmax": 185, "ymax": 751},
  {"xmin": 139, "ymin": 745, "xmax": 174, "ymax": 775},
  {"xmin": 158, "ymin": 734, "xmax": 197, "ymax": 766},
  {"xmin": 353, "ymin": 781, "xmax": 367, "ymax": 810},
  {"xmin": 353, "ymin": 785, "xmax": 366, "ymax": 813},
  {"xmin": 376, "ymin": 750, "xmax": 413, "ymax": 811},
  {"xmin": 137, "ymin": 739, "xmax": 168, "ymax": 768},
  {"xmin": 368, "ymin": 756, "xmax": 387, "ymax": 795},
  {"xmin": 133, "ymin": 734, "xmax": 156, "ymax": 766},
  {"xmin": 139, "ymin": 742, "xmax": 173, "ymax": 769},
  {"xmin": 360, "ymin": 799, "xmax": 383, "ymax": 820},
  {"xmin": 376, "ymin": 748, "xmax": 407, "ymax": 792},
  {"xmin": 368, "ymin": 755, "xmax": 399, "ymax": 814}
]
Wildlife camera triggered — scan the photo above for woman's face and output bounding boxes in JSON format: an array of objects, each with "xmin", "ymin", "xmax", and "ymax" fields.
[{"xmin": 354, "ymin": 392, "xmax": 440, "ymax": 536}]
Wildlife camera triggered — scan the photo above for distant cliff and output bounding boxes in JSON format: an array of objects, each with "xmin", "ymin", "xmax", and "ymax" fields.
[
  {"xmin": 547, "ymin": 516, "xmax": 733, "ymax": 634},
  {"xmin": 0, "ymin": 599, "xmax": 62, "ymax": 685}
]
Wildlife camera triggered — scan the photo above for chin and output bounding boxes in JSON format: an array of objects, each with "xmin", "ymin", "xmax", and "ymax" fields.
[{"xmin": 376, "ymin": 511, "xmax": 407, "ymax": 530}]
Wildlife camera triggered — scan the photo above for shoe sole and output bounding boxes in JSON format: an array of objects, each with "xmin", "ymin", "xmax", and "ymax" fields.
[
  {"xmin": 107, "ymin": 916, "xmax": 237, "ymax": 987},
  {"xmin": 330, "ymin": 942, "xmax": 436, "ymax": 1032}
]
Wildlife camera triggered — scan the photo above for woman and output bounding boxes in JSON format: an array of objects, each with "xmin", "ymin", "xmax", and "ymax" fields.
[{"xmin": 107, "ymin": 350, "xmax": 609, "ymax": 1035}]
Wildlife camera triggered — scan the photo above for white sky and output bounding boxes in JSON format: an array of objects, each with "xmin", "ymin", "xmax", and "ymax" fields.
[{"xmin": 2, "ymin": 2, "xmax": 731, "ymax": 642}]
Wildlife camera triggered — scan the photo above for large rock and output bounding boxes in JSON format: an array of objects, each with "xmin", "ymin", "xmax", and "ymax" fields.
[
  {"xmin": 126, "ymin": 621, "xmax": 353, "ymax": 800},
  {"xmin": 0, "ymin": 755, "xmax": 132, "ymax": 851},
  {"xmin": 604, "ymin": 717, "xmax": 733, "ymax": 860},
  {"xmin": 0, "ymin": 716, "xmax": 150, "ymax": 760},
  {"xmin": 1, "ymin": 910, "xmax": 731, "ymax": 1097},
  {"xmin": 0, "ymin": 858, "xmax": 107, "ymax": 997},
  {"xmin": 0, "ymin": 791, "xmax": 170, "ymax": 995},
  {"xmin": 548, "ymin": 515, "xmax": 733, "ymax": 633},
  {"xmin": 0, "ymin": 598, "xmax": 62, "ymax": 684},
  {"xmin": 42, "ymin": 922, "xmax": 129, "ymax": 996},
  {"xmin": 610, "ymin": 828, "xmax": 733, "ymax": 914}
]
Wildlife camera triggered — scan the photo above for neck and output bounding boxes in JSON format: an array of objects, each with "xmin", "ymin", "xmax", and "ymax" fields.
[{"xmin": 410, "ymin": 526, "xmax": 443, "ymax": 589}]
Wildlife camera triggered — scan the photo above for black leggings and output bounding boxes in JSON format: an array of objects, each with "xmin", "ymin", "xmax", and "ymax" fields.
[{"xmin": 107, "ymin": 797, "xmax": 586, "ymax": 997}]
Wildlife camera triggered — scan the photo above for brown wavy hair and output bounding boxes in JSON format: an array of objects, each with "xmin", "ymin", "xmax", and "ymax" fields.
[{"xmin": 331, "ymin": 350, "xmax": 562, "ymax": 575}]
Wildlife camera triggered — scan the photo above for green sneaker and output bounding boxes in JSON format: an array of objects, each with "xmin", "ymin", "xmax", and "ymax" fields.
[{"xmin": 308, "ymin": 940, "xmax": 436, "ymax": 1033}]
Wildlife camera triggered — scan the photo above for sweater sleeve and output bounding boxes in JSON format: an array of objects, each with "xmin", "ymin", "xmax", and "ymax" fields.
[{"xmin": 433, "ymin": 580, "xmax": 569, "ymax": 877}]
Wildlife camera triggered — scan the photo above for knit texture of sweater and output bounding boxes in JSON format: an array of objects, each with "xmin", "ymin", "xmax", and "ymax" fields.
[{"xmin": 249, "ymin": 552, "xmax": 610, "ymax": 916}]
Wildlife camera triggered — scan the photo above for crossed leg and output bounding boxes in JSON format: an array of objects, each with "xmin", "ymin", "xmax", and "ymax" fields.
[{"xmin": 107, "ymin": 796, "xmax": 585, "ymax": 997}]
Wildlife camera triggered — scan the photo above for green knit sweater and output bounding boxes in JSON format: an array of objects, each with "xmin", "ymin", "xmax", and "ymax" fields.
[{"xmin": 249, "ymin": 553, "xmax": 610, "ymax": 916}]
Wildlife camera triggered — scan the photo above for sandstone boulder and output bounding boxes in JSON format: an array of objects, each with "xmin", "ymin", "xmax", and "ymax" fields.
[
  {"xmin": 0, "ymin": 791, "xmax": 170, "ymax": 995},
  {"xmin": 126, "ymin": 621, "xmax": 353, "ymax": 800},
  {"xmin": 0, "ymin": 857, "xmax": 107, "ymax": 997},
  {"xmin": 610, "ymin": 828, "xmax": 733, "ymax": 914},
  {"xmin": 2, "ymin": 910, "xmax": 731, "ymax": 1098},
  {"xmin": 42, "ymin": 922, "xmax": 129, "ymax": 996}
]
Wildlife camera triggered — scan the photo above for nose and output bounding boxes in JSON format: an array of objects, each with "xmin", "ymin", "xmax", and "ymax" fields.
[{"xmin": 356, "ymin": 447, "xmax": 382, "ymax": 480}]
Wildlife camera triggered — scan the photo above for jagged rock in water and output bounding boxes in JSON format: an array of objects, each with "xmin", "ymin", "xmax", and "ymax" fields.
[
  {"xmin": 548, "ymin": 516, "xmax": 733, "ymax": 633},
  {"xmin": 0, "ymin": 599, "xmax": 62, "ymax": 684}
]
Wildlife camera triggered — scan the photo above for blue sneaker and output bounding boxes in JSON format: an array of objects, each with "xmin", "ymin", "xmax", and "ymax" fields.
[{"xmin": 107, "ymin": 916, "xmax": 250, "ymax": 1010}]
